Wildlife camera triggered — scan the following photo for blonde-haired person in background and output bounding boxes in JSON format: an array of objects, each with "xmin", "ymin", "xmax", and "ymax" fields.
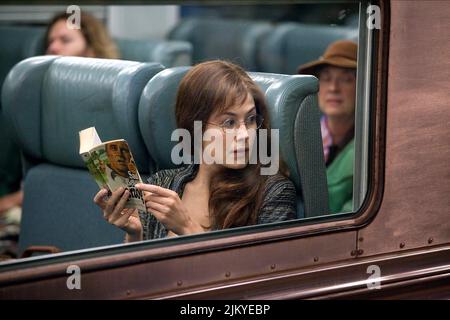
[
  {"xmin": 44, "ymin": 11, "xmax": 120, "ymax": 59},
  {"xmin": 0, "ymin": 11, "xmax": 121, "ymax": 260}
]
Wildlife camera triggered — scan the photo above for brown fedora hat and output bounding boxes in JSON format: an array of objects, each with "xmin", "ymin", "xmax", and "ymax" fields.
[{"xmin": 297, "ymin": 40, "xmax": 358, "ymax": 75}]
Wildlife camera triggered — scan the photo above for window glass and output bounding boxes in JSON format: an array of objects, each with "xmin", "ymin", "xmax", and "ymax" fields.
[{"xmin": 0, "ymin": 1, "xmax": 373, "ymax": 266}]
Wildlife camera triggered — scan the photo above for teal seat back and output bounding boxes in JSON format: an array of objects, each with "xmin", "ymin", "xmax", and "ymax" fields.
[
  {"xmin": 168, "ymin": 18, "xmax": 271, "ymax": 71},
  {"xmin": 116, "ymin": 38, "xmax": 192, "ymax": 67},
  {"xmin": 2, "ymin": 56, "xmax": 164, "ymax": 253},
  {"xmin": 259, "ymin": 23, "xmax": 358, "ymax": 74},
  {"xmin": 0, "ymin": 26, "xmax": 46, "ymax": 197},
  {"xmin": 0, "ymin": 26, "xmax": 45, "ymax": 88},
  {"xmin": 138, "ymin": 67, "xmax": 329, "ymax": 218}
]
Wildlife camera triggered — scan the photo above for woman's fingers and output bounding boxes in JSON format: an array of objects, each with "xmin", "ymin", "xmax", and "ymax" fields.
[
  {"xmin": 109, "ymin": 189, "xmax": 130, "ymax": 222},
  {"xmin": 143, "ymin": 192, "xmax": 174, "ymax": 206},
  {"xmin": 113, "ymin": 207, "xmax": 137, "ymax": 228},
  {"xmin": 93, "ymin": 188, "xmax": 109, "ymax": 210},
  {"xmin": 145, "ymin": 200, "xmax": 168, "ymax": 215},
  {"xmin": 136, "ymin": 183, "xmax": 176, "ymax": 197},
  {"xmin": 122, "ymin": 207, "xmax": 135, "ymax": 216},
  {"xmin": 94, "ymin": 188, "xmax": 143, "ymax": 238},
  {"xmin": 104, "ymin": 187, "xmax": 126, "ymax": 215},
  {"xmin": 137, "ymin": 184, "xmax": 190, "ymax": 236},
  {"xmin": 144, "ymin": 206, "xmax": 166, "ymax": 225}
]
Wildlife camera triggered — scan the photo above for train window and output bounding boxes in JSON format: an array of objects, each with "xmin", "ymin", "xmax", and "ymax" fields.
[{"xmin": 0, "ymin": 0, "xmax": 376, "ymax": 264}]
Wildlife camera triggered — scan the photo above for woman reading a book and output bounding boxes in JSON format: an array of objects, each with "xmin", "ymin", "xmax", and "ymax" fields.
[{"xmin": 94, "ymin": 60, "xmax": 296, "ymax": 241}]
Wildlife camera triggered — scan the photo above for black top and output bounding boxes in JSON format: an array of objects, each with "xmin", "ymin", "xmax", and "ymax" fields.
[{"xmin": 139, "ymin": 164, "xmax": 297, "ymax": 239}]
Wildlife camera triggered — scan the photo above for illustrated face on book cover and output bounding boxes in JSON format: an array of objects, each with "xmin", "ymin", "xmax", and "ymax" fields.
[
  {"xmin": 105, "ymin": 141, "xmax": 132, "ymax": 178},
  {"xmin": 128, "ymin": 158, "xmax": 138, "ymax": 175}
]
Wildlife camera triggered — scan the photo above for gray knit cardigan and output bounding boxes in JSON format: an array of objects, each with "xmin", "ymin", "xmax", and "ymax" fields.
[{"xmin": 138, "ymin": 164, "xmax": 296, "ymax": 240}]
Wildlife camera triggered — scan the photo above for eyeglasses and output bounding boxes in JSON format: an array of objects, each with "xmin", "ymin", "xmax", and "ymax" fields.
[
  {"xmin": 318, "ymin": 73, "xmax": 356, "ymax": 86},
  {"xmin": 206, "ymin": 114, "xmax": 264, "ymax": 132}
]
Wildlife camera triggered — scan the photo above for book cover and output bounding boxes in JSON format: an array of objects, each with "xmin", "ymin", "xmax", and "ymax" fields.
[{"xmin": 79, "ymin": 127, "xmax": 146, "ymax": 211}]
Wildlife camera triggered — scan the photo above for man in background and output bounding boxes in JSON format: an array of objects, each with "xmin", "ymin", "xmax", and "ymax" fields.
[{"xmin": 297, "ymin": 40, "xmax": 357, "ymax": 213}]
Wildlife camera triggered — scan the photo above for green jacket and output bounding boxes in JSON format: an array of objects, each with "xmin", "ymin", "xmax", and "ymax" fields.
[{"xmin": 326, "ymin": 139, "xmax": 354, "ymax": 213}]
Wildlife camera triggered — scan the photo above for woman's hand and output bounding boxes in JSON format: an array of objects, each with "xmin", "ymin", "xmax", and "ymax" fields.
[
  {"xmin": 0, "ymin": 190, "xmax": 23, "ymax": 214},
  {"xmin": 93, "ymin": 187, "xmax": 143, "ymax": 242},
  {"xmin": 135, "ymin": 183, "xmax": 204, "ymax": 236}
]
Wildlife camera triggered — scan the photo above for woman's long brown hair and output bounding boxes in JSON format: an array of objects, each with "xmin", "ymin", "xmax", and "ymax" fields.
[{"xmin": 176, "ymin": 60, "xmax": 275, "ymax": 229}]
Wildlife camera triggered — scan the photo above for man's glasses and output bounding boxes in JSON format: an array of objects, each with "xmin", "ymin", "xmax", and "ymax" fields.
[
  {"xmin": 207, "ymin": 114, "xmax": 264, "ymax": 132},
  {"xmin": 318, "ymin": 73, "xmax": 356, "ymax": 87}
]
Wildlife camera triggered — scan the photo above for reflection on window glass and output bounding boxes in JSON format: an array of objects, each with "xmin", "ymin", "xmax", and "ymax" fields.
[{"xmin": 0, "ymin": 1, "xmax": 366, "ymax": 263}]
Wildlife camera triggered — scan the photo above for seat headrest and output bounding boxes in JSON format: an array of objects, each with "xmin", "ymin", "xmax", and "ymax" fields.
[
  {"xmin": 2, "ymin": 56, "xmax": 58, "ymax": 161},
  {"xmin": 116, "ymin": 38, "xmax": 193, "ymax": 67},
  {"xmin": 168, "ymin": 18, "xmax": 271, "ymax": 71},
  {"xmin": 2, "ymin": 56, "xmax": 164, "ymax": 173},
  {"xmin": 139, "ymin": 67, "xmax": 190, "ymax": 171},
  {"xmin": 139, "ymin": 68, "xmax": 300, "ymax": 172},
  {"xmin": 0, "ymin": 26, "xmax": 46, "ymax": 85},
  {"xmin": 259, "ymin": 23, "xmax": 358, "ymax": 74}
]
